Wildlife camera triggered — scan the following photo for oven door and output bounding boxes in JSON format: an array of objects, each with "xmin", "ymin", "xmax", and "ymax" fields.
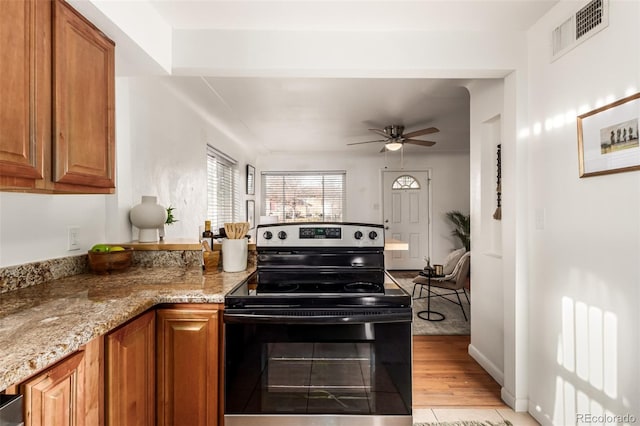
[{"xmin": 224, "ymin": 309, "xmax": 412, "ymax": 426}]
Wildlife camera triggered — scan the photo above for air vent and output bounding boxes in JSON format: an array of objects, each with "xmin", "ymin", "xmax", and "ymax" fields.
[{"xmin": 551, "ymin": 0, "xmax": 609, "ymax": 62}]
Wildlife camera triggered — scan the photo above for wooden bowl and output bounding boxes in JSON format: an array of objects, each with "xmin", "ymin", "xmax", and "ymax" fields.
[{"xmin": 87, "ymin": 248, "xmax": 133, "ymax": 274}]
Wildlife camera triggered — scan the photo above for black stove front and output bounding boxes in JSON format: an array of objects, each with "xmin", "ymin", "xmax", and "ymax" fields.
[{"xmin": 223, "ymin": 223, "xmax": 413, "ymax": 426}]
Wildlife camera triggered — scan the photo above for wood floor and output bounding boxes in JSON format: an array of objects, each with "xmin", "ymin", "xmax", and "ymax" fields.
[{"xmin": 412, "ymin": 335, "xmax": 506, "ymax": 408}]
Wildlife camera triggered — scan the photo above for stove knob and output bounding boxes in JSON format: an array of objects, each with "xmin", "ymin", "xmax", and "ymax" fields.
[
  {"xmin": 354, "ymin": 231, "xmax": 363, "ymax": 240},
  {"xmin": 277, "ymin": 231, "xmax": 288, "ymax": 240},
  {"xmin": 368, "ymin": 231, "xmax": 378, "ymax": 240},
  {"xmin": 263, "ymin": 231, "xmax": 273, "ymax": 240}
]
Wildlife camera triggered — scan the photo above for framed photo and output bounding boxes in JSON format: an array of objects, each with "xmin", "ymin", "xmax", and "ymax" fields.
[
  {"xmin": 246, "ymin": 164, "xmax": 255, "ymax": 195},
  {"xmin": 577, "ymin": 93, "xmax": 640, "ymax": 178},
  {"xmin": 246, "ymin": 200, "xmax": 255, "ymax": 230}
]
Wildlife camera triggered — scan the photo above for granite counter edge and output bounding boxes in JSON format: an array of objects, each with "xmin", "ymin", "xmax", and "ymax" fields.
[{"xmin": 0, "ymin": 271, "xmax": 251, "ymax": 391}]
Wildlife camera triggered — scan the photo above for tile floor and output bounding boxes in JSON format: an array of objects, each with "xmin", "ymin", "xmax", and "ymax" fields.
[{"xmin": 413, "ymin": 407, "xmax": 541, "ymax": 425}]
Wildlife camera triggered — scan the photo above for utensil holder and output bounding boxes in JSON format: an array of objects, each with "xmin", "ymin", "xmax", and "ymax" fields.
[
  {"xmin": 203, "ymin": 251, "xmax": 220, "ymax": 272},
  {"xmin": 222, "ymin": 238, "xmax": 248, "ymax": 272}
]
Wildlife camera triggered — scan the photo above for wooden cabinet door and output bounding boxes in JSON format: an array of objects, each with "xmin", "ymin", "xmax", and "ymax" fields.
[
  {"xmin": 52, "ymin": 0, "xmax": 115, "ymax": 190},
  {"xmin": 0, "ymin": 0, "xmax": 50, "ymax": 188},
  {"xmin": 105, "ymin": 310, "xmax": 155, "ymax": 426},
  {"xmin": 21, "ymin": 351, "xmax": 86, "ymax": 426},
  {"xmin": 157, "ymin": 307, "xmax": 219, "ymax": 426}
]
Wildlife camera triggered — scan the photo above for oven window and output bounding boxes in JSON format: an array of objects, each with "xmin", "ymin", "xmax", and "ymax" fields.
[
  {"xmin": 265, "ymin": 342, "xmax": 372, "ymax": 413},
  {"xmin": 225, "ymin": 322, "xmax": 411, "ymax": 415}
]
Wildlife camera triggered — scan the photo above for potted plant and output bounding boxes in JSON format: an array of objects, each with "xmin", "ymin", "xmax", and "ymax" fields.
[
  {"xmin": 165, "ymin": 205, "xmax": 178, "ymax": 225},
  {"xmin": 158, "ymin": 205, "xmax": 178, "ymax": 241},
  {"xmin": 445, "ymin": 210, "xmax": 470, "ymax": 251}
]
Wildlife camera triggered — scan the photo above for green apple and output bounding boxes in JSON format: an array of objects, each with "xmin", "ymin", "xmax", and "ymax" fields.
[{"xmin": 90, "ymin": 244, "xmax": 110, "ymax": 253}]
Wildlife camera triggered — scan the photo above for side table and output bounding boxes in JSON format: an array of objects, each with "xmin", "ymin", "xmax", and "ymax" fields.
[{"xmin": 414, "ymin": 270, "xmax": 446, "ymax": 322}]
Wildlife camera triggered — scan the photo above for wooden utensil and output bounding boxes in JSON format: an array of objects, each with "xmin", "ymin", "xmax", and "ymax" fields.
[
  {"xmin": 236, "ymin": 222, "xmax": 247, "ymax": 238},
  {"xmin": 224, "ymin": 222, "xmax": 249, "ymax": 239},
  {"xmin": 224, "ymin": 223, "xmax": 235, "ymax": 239}
]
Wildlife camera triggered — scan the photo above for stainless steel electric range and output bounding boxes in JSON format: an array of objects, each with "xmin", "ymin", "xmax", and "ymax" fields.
[{"xmin": 224, "ymin": 222, "xmax": 413, "ymax": 426}]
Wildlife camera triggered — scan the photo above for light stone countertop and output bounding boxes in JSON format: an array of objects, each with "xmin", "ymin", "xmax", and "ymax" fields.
[{"xmin": 0, "ymin": 265, "xmax": 254, "ymax": 391}]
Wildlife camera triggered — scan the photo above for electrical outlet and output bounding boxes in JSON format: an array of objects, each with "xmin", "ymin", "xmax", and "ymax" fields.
[{"xmin": 68, "ymin": 227, "xmax": 81, "ymax": 251}]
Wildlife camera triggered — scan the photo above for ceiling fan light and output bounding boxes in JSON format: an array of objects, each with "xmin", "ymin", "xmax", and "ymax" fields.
[{"xmin": 386, "ymin": 142, "xmax": 403, "ymax": 151}]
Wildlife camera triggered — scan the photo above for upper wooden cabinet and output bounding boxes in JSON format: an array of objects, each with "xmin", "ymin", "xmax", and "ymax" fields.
[
  {"xmin": 0, "ymin": 0, "xmax": 115, "ymax": 193},
  {"xmin": 0, "ymin": 0, "xmax": 50, "ymax": 188},
  {"xmin": 52, "ymin": 0, "xmax": 115, "ymax": 190}
]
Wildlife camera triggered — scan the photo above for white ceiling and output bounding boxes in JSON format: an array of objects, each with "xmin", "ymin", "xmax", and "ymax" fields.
[
  {"xmin": 141, "ymin": 1, "xmax": 559, "ymax": 154},
  {"xmin": 150, "ymin": 1, "xmax": 558, "ymax": 32},
  {"xmin": 202, "ymin": 77, "xmax": 471, "ymax": 153}
]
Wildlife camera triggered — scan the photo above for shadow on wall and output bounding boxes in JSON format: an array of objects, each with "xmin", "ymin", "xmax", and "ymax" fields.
[{"xmin": 546, "ymin": 272, "xmax": 637, "ymax": 425}]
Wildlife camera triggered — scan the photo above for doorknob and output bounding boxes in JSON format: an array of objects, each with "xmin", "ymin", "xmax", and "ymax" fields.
[
  {"xmin": 385, "ymin": 226, "xmax": 389, "ymax": 230},
  {"xmin": 384, "ymin": 219, "xmax": 389, "ymax": 223}
]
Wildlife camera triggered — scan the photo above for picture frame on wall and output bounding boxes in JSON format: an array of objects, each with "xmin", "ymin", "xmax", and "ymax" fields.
[
  {"xmin": 246, "ymin": 200, "xmax": 255, "ymax": 230},
  {"xmin": 246, "ymin": 164, "xmax": 255, "ymax": 195},
  {"xmin": 577, "ymin": 92, "xmax": 640, "ymax": 178}
]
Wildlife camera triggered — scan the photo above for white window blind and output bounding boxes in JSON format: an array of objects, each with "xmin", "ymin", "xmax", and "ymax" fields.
[
  {"xmin": 262, "ymin": 171, "xmax": 346, "ymax": 222},
  {"xmin": 207, "ymin": 145, "xmax": 239, "ymax": 230}
]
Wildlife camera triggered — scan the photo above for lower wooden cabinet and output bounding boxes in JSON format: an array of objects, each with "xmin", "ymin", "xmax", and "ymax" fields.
[
  {"xmin": 12, "ymin": 304, "xmax": 222, "ymax": 426},
  {"xmin": 105, "ymin": 310, "xmax": 155, "ymax": 426},
  {"xmin": 20, "ymin": 337, "xmax": 102, "ymax": 426},
  {"xmin": 156, "ymin": 305, "xmax": 220, "ymax": 426}
]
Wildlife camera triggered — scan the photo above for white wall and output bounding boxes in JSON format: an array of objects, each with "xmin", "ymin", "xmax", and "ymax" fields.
[
  {"xmin": 525, "ymin": 1, "xmax": 640, "ymax": 424},
  {"xmin": 0, "ymin": 78, "xmax": 134, "ymax": 267},
  {"xmin": 0, "ymin": 76, "xmax": 259, "ymax": 267},
  {"xmin": 117, "ymin": 76, "xmax": 259, "ymax": 241},
  {"xmin": 0, "ymin": 193, "xmax": 109, "ymax": 267},
  {"xmin": 257, "ymin": 150, "xmax": 470, "ymax": 263},
  {"xmin": 467, "ymin": 79, "xmax": 506, "ymax": 384}
]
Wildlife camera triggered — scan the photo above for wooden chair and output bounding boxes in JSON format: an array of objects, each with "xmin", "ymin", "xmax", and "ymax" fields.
[{"xmin": 412, "ymin": 253, "xmax": 471, "ymax": 321}]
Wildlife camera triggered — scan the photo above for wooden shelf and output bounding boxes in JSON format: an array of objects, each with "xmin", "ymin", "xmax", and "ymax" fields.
[{"xmin": 120, "ymin": 239, "xmax": 202, "ymax": 251}]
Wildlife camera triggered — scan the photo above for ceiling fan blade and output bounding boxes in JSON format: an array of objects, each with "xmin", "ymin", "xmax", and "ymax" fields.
[
  {"xmin": 368, "ymin": 128, "xmax": 389, "ymax": 138},
  {"xmin": 403, "ymin": 127, "xmax": 439, "ymax": 138},
  {"xmin": 404, "ymin": 139, "xmax": 436, "ymax": 147},
  {"xmin": 347, "ymin": 139, "xmax": 387, "ymax": 146}
]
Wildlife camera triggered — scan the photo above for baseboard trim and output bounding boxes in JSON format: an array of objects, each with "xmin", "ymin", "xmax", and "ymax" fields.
[
  {"xmin": 468, "ymin": 343, "xmax": 504, "ymax": 386},
  {"xmin": 501, "ymin": 387, "xmax": 529, "ymax": 412},
  {"xmin": 467, "ymin": 344, "xmax": 530, "ymax": 414}
]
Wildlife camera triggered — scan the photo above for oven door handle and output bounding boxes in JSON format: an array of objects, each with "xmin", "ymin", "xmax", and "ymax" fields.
[{"xmin": 223, "ymin": 311, "xmax": 412, "ymax": 325}]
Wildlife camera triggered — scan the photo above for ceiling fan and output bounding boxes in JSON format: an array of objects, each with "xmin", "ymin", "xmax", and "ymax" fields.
[{"xmin": 347, "ymin": 125, "xmax": 439, "ymax": 152}]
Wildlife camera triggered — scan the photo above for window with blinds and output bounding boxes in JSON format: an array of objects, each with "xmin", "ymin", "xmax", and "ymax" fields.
[
  {"xmin": 206, "ymin": 145, "xmax": 239, "ymax": 229},
  {"xmin": 262, "ymin": 172, "xmax": 346, "ymax": 222}
]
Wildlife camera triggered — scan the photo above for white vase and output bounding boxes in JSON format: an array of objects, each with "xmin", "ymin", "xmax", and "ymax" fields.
[{"xmin": 129, "ymin": 196, "xmax": 167, "ymax": 242}]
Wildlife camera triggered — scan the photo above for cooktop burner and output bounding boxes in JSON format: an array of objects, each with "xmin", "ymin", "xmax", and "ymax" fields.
[
  {"xmin": 344, "ymin": 281, "xmax": 383, "ymax": 293},
  {"xmin": 259, "ymin": 283, "xmax": 301, "ymax": 293}
]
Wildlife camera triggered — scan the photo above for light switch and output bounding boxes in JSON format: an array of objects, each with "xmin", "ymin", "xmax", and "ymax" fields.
[{"xmin": 68, "ymin": 227, "xmax": 81, "ymax": 251}]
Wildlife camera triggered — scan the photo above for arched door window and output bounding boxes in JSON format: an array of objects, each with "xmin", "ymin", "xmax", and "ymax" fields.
[{"xmin": 392, "ymin": 175, "xmax": 420, "ymax": 189}]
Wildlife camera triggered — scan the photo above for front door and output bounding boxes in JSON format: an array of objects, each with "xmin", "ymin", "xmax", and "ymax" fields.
[{"xmin": 382, "ymin": 170, "xmax": 430, "ymax": 270}]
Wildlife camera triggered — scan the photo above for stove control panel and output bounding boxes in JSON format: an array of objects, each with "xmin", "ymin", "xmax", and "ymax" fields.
[
  {"xmin": 300, "ymin": 226, "xmax": 341, "ymax": 239},
  {"xmin": 257, "ymin": 223, "xmax": 384, "ymax": 248}
]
